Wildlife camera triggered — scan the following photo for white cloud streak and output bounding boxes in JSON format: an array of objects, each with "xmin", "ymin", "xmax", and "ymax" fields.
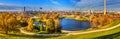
[
  {"xmin": 50, "ymin": 0, "xmax": 60, "ymax": 5},
  {"xmin": 72, "ymin": 0, "xmax": 120, "ymax": 9},
  {"xmin": 0, "ymin": 3, "xmax": 21, "ymax": 6}
]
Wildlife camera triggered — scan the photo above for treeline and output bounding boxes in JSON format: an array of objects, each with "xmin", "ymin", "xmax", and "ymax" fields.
[
  {"xmin": 0, "ymin": 13, "xmax": 18, "ymax": 34},
  {"xmin": 90, "ymin": 13, "xmax": 120, "ymax": 28},
  {"xmin": 27, "ymin": 12, "xmax": 61, "ymax": 33}
]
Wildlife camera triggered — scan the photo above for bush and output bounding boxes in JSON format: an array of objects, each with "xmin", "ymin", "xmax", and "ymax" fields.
[{"xmin": 20, "ymin": 21, "xmax": 28, "ymax": 27}]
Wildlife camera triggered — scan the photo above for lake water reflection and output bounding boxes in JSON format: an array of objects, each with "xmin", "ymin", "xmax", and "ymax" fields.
[
  {"xmin": 60, "ymin": 18, "xmax": 91, "ymax": 31},
  {"xmin": 34, "ymin": 18, "xmax": 92, "ymax": 31}
]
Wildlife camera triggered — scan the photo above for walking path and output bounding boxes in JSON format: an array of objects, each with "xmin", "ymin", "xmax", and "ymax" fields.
[
  {"xmin": 19, "ymin": 27, "xmax": 66, "ymax": 36},
  {"xmin": 67, "ymin": 23, "xmax": 120, "ymax": 36},
  {"xmin": 20, "ymin": 23, "xmax": 120, "ymax": 36}
]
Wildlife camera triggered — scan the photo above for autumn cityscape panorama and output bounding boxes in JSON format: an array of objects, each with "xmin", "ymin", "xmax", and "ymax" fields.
[{"xmin": 0, "ymin": 0, "xmax": 120, "ymax": 39}]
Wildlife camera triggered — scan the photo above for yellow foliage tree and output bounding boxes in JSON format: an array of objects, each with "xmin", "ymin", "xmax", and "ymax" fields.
[
  {"xmin": 27, "ymin": 18, "xmax": 34, "ymax": 32},
  {"xmin": 0, "ymin": 13, "xmax": 18, "ymax": 34},
  {"xmin": 46, "ymin": 18, "xmax": 55, "ymax": 33},
  {"xmin": 54, "ymin": 18, "xmax": 61, "ymax": 33}
]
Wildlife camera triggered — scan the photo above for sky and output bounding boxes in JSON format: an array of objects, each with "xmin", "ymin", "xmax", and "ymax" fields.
[{"xmin": 0, "ymin": 0, "xmax": 120, "ymax": 11}]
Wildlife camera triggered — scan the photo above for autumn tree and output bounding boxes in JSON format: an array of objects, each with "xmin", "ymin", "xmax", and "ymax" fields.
[
  {"xmin": 0, "ymin": 13, "xmax": 18, "ymax": 34},
  {"xmin": 27, "ymin": 18, "xmax": 34, "ymax": 32},
  {"xmin": 43, "ymin": 14, "xmax": 49, "ymax": 20},
  {"xmin": 98, "ymin": 15, "xmax": 106, "ymax": 26},
  {"xmin": 90, "ymin": 14, "xmax": 114, "ymax": 28},
  {"xmin": 54, "ymin": 18, "xmax": 61, "ymax": 33},
  {"xmin": 105, "ymin": 14, "xmax": 114, "ymax": 24},
  {"xmin": 46, "ymin": 18, "xmax": 55, "ymax": 33},
  {"xmin": 53, "ymin": 14, "xmax": 61, "ymax": 33},
  {"xmin": 90, "ymin": 15, "xmax": 98, "ymax": 28}
]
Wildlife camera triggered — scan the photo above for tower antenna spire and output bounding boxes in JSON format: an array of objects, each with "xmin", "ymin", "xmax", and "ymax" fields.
[{"xmin": 104, "ymin": 0, "xmax": 107, "ymax": 15}]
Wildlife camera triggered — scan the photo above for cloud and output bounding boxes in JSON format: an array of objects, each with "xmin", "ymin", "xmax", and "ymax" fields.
[
  {"xmin": 0, "ymin": 3, "xmax": 6, "ymax": 5},
  {"xmin": 74, "ymin": 0, "xmax": 120, "ymax": 10},
  {"xmin": 50, "ymin": 0, "xmax": 60, "ymax": 5},
  {"xmin": 0, "ymin": 3, "xmax": 15, "ymax": 6},
  {"xmin": 0, "ymin": 3, "xmax": 22, "ymax": 7},
  {"xmin": 0, "ymin": 3, "xmax": 23, "ymax": 10},
  {"xmin": 76, "ymin": 0, "xmax": 103, "ymax": 8}
]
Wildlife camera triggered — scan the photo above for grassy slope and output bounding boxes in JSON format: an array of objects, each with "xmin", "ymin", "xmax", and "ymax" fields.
[
  {"xmin": 0, "ymin": 20, "xmax": 120, "ymax": 39},
  {"xmin": 52, "ymin": 27, "xmax": 120, "ymax": 39},
  {"xmin": 94, "ymin": 20, "xmax": 120, "ymax": 39},
  {"xmin": 0, "ymin": 33, "xmax": 55, "ymax": 39},
  {"xmin": 50, "ymin": 20, "xmax": 120, "ymax": 39},
  {"xmin": 95, "ymin": 32, "xmax": 120, "ymax": 39}
]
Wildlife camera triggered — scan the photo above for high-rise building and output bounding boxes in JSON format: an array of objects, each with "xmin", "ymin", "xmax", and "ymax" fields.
[{"xmin": 23, "ymin": 6, "xmax": 26, "ymax": 13}]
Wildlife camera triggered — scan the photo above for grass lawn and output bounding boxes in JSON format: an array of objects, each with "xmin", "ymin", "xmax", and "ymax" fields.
[
  {"xmin": 0, "ymin": 34, "xmax": 55, "ymax": 39},
  {"xmin": 0, "ymin": 32, "xmax": 56, "ymax": 39},
  {"xmin": 95, "ymin": 32, "xmax": 120, "ymax": 39},
  {"xmin": 62, "ymin": 15, "xmax": 74, "ymax": 19},
  {"xmin": 49, "ymin": 20, "xmax": 120, "ymax": 39},
  {"xmin": 0, "ymin": 20, "xmax": 120, "ymax": 39}
]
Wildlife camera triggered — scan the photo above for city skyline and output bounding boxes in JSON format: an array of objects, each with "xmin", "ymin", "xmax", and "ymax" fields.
[{"xmin": 0, "ymin": 0, "xmax": 120, "ymax": 11}]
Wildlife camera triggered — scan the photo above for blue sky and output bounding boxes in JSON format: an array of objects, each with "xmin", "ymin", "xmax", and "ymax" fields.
[{"xmin": 0, "ymin": 0, "xmax": 120, "ymax": 11}]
